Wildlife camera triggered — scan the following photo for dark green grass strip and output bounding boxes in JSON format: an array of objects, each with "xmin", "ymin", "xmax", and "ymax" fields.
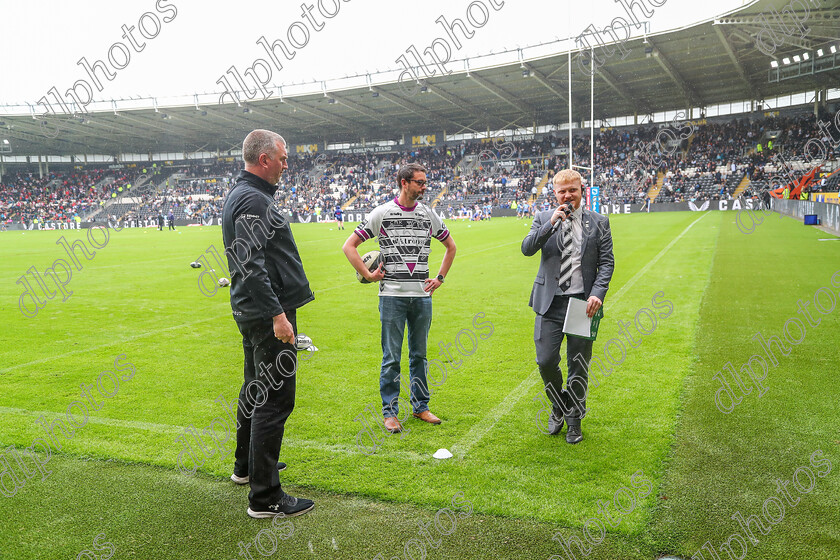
[
  {"xmin": 646, "ymin": 211, "xmax": 840, "ymax": 559},
  {"xmin": 0, "ymin": 453, "xmax": 648, "ymax": 560}
]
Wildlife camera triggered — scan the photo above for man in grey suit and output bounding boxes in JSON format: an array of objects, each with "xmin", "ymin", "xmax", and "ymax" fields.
[{"xmin": 522, "ymin": 169, "xmax": 614, "ymax": 443}]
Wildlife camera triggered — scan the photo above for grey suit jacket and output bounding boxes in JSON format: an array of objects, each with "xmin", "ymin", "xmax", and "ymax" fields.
[{"xmin": 521, "ymin": 208, "xmax": 615, "ymax": 316}]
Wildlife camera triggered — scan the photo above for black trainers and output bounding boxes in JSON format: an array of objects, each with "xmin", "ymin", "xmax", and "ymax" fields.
[
  {"xmin": 547, "ymin": 413, "xmax": 564, "ymax": 435},
  {"xmin": 231, "ymin": 462, "xmax": 287, "ymax": 485},
  {"xmin": 566, "ymin": 424, "xmax": 583, "ymax": 444},
  {"xmin": 247, "ymin": 493, "xmax": 315, "ymax": 519}
]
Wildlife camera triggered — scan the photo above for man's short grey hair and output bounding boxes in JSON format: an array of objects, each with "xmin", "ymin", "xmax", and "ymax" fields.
[{"xmin": 242, "ymin": 129, "xmax": 286, "ymax": 165}]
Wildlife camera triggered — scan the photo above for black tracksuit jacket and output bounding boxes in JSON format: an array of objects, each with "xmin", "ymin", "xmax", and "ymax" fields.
[{"xmin": 222, "ymin": 171, "xmax": 314, "ymax": 323}]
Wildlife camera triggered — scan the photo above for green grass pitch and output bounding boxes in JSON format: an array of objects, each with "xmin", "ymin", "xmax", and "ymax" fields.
[{"xmin": 0, "ymin": 212, "xmax": 838, "ymax": 559}]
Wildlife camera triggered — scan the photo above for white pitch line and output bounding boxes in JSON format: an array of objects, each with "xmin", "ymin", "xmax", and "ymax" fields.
[
  {"xmin": 0, "ymin": 406, "xmax": 429, "ymax": 461},
  {"xmin": 451, "ymin": 212, "xmax": 711, "ymax": 458},
  {"xmin": 0, "ymin": 256, "xmax": 205, "ymax": 284},
  {"xmin": 89, "ymin": 255, "xmax": 190, "ymax": 271},
  {"xmin": 2, "ymin": 278, "xmax": 368, "ymax": 374},
  {"xmin": 0, "ymin": 406, "xmax": 185, "ymax": 434},
  {"xmin": 282, "ymin": 437, "xmax": 428, "ymax": 461},
  {"xmin": 0, "ymin": 313, "xmax": 229, "ymax": 375},
  {"xmin": 608, "ymin": 212, "xmax": 708, "ymax": 304},
  {"xmin": 451, "ymin": 367, "xmax": 541, "ymax": 458},
  {"xmin": 4, "ymin": 278, "xmax": 358, "ymax": 375}
]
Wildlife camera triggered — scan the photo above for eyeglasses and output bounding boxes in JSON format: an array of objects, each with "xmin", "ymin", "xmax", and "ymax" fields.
[{"xmin": 409, "ymin": 179, "xmax": 427, "ymax": 186}]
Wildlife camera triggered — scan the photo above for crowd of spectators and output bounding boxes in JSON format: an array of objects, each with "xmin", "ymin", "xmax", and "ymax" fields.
[
  {"xmin": 0, "ymin": 168, "xmax": 144, "ymax": 226},
  {"xmin": 3, "ymin": 107, "xmax": 839, "ymax": 227}
]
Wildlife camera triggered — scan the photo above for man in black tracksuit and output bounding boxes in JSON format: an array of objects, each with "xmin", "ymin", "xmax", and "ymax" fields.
[{"xmin": 222, "ymin": 129, "xmax": 315, "ymax": 519}]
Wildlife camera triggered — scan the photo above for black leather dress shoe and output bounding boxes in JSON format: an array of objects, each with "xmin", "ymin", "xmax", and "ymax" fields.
[
  {"xmin": 566, "ymin": 424, "xmax": 583, "ymax": 444},
  {"xmin": 548, "ymin": 413, "xmax": 564, "ymax": 435}
]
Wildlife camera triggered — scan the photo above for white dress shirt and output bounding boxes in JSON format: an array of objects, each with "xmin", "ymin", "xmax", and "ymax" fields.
[{"xmin": 556, "ymin": 205, "xmax": 584, "ymax": 296}]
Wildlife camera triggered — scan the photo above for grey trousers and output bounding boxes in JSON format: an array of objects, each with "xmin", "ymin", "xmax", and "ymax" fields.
[{"xmin": 534, "ymin": 294, "xmax": 592, "ymax": 424}]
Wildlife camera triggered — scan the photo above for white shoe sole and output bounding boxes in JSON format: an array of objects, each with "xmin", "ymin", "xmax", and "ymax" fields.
[
  {"xmin": 231, "ymin": 463, "xmax": 287, "ymax": 485},
  {"xmin": 247, "ymin": 503, "xmax": 315, "ymax": 519}
]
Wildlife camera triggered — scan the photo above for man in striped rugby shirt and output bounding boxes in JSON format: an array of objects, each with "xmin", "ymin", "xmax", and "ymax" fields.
[{"xmin": 343, "ymin": 163, "xmax": 457, "ymax": 434}]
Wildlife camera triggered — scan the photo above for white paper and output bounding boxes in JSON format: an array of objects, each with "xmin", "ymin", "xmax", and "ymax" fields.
[{"xmin": 562, "ymin": 298, "xmax": 592, "ymax": 338}]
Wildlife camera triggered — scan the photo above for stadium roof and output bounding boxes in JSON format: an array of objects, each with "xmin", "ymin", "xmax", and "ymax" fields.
[{"xmin": 2, "ymin": 0, "xmax": 839, "ymax": 157}]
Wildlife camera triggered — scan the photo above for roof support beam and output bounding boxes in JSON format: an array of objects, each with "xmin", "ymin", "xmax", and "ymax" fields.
[
  {"xmin": 427, "ymin": 85, "xmax": 493, "ymax": 130},
  {"xmin": 241, "ymin": 105, "xmax": 311, "ymax": 132},
  {"xmin": 111, "ymin": 112, "xmax": 186, "ymax": 146},
  {"xmin": 648, "ymin": 39, "xmax": 701, "ymax": 106},
  {"xmin": 326, "ymin": 94, "xmax": 384, "ymax": 125},
  {"xmin": 522, "ymin": 63, "xmax": 569, "ymax": 105},
  {"xmin": 468, "ymin": 72, "xmax": 536, "ymax": 118},
  {"xmin": 447, "ymin": 118, "xmax": 485, "ymax": 137},
  {"xmin": 595, "ymin": 66, "xmax": 647, "ymax": 115},
  {"xmin": 545, "ymin": 56, "xmax": 568, "ymax": 81},
  {"xmin": 497, "ymin": 114, "xmax": 538, "ymax": 133},
  {"xmin": 280, "ymin": 99, "xmax": 361, "ymax": 133},
  {"xmin": 370, "ymin": 86, "xmax": 465, "ymax": 132},
  {"xmin": 35, "ymin": 113, "xmax": 162, "ymax": 151},
  {"xmin": 9, "ymin": 121, "xmax": 96, "ymax": 152},
  {"xmin": 712, "ymin": 24, "xmax": 758, "ymax": 99},
  {"xmin": 202, "ymin": 104, "xmax": 291, "ymax": 143}
]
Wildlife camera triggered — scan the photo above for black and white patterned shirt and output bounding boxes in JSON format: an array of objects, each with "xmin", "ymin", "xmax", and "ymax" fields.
[{"xmin": 354, "ymin": 198, "xmax": 450, "ymax": 297}]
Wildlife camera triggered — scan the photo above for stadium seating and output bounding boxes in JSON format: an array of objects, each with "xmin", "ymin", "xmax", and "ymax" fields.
[{"xmin": 2, "ymin": 105, "xmax": 839, "ymax": 227}]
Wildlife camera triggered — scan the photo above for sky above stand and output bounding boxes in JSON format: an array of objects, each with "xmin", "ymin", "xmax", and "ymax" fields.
[{"xmin": 0, "ymin": 0, "xmax": 745, "ymax": 106}]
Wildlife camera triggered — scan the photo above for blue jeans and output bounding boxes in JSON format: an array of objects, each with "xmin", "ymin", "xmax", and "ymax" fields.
[{"xmin": 379, "ymin": 296, "xmax": 433, "ymax": 418}]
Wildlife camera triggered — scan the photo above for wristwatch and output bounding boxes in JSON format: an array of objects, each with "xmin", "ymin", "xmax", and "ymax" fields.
[{"xmin": 436, "ymin": 274, "xmax": 445, "ymax": 283}]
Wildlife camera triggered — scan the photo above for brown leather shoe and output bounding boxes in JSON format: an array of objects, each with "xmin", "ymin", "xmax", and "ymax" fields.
[
  {"xmin": 412, "ymin": 410, "xmax": 442, "ymax": 424},
  {"xmin": 383, "ymin": 416, "xmax": 403, "ymax": 433}
]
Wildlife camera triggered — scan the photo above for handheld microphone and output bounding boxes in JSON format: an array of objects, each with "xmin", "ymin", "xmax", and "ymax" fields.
[{"xmin": 551, "ymin": 202, "xmax": 575, "ymax": 232}]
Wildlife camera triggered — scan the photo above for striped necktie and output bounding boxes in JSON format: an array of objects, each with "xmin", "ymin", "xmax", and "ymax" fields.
[{"xmin": 558, "ymin": 215, "xmax": 574, "ymax": 291}]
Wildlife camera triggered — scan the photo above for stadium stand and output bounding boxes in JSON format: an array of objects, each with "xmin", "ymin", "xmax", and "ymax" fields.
[{"xmin": 2, "ymin": 105, "xmax": 839, "ymax": 227}]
